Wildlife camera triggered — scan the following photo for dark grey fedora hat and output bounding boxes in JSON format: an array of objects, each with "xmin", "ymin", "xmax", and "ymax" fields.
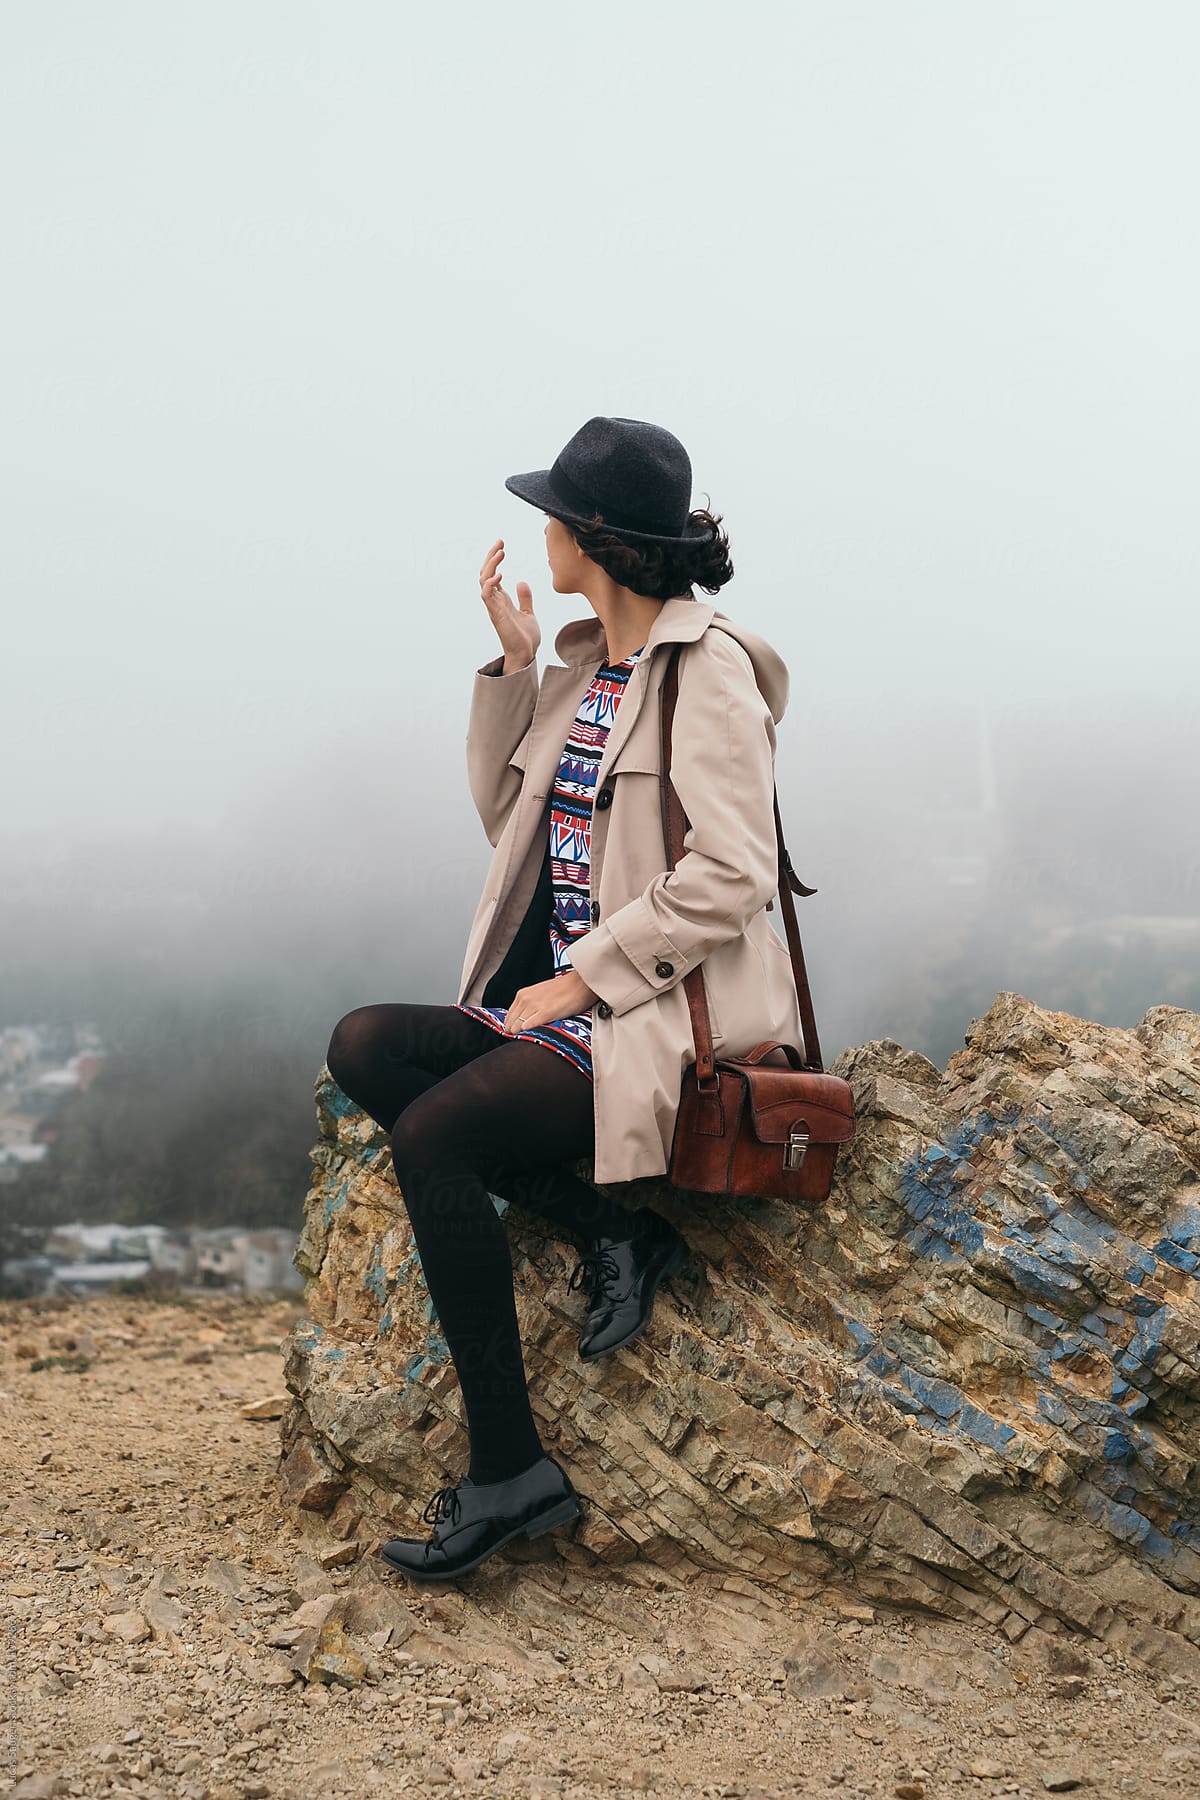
[{"xmin": 505, "ymin": 415, "xmax": 711, "ymax": 548}]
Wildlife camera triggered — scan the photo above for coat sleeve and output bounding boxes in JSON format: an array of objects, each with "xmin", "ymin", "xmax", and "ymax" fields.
[
  {"xmin": 569, "ymin": 633, "xmax": 781, "ymax": 1016},
  {"xmin": 465, "ymin": 652, "xmax": 539, "ymax": 848}
]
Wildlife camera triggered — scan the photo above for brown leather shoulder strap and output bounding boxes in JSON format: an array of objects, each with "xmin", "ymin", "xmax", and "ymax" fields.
[{"xmin": 658, "ymin": 642, "xmax": 824, "ymax": 1072}]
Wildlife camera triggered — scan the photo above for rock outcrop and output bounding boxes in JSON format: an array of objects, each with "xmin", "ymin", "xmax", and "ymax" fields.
[{"xmin": 279, "ymin": 993, "xmax": 1200, "ymax": 1676}]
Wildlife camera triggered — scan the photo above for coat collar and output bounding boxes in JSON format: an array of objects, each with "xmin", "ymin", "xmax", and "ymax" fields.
[{"xmin": 551, "ymin": 594, "xmax": 717, "ymax": 668}]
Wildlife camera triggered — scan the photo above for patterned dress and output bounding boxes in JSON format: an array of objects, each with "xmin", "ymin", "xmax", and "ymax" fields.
[{"xmin": 455, "ymin": 643, "xmax": 647, "ymax": 1079}]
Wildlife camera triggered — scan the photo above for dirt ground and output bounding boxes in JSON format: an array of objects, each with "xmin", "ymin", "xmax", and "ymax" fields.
[{"xmin": 3, "ymin": 1293, "xmax": 1199, "ymax": 1800}]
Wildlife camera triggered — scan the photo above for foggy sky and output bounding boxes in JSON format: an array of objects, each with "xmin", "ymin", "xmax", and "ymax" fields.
[{"xmin": 4, "ymin": 2, "xmax": 1198, "ymax": 1059}]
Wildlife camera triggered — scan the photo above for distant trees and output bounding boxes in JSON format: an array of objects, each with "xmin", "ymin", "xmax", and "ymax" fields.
[
  {"xmin": 0, "ymin": 1172, "xmax": 70, "ymax": 1290},
  {"xmin": 10, "ymin": 993, "xmax": 319, "ymax": 1233}
]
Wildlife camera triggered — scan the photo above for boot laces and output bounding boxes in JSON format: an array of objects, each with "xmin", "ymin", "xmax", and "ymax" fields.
[
  {"xmin": 421, "ymin": 1484, "xmax": 462, "ymax": 1531},
  {"xmin": 568, "ymin": 1244, "xmax": 622, "ymax": 1304}
]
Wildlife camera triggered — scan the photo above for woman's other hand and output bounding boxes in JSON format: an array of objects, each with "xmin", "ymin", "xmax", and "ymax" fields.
[
  {"xmin": 502, "ymin": 972, "xmax": 600, "ymax": 1034},
  {"xmin": 481, "ymin": 538, "xmax": 540, "ymax": 673}
]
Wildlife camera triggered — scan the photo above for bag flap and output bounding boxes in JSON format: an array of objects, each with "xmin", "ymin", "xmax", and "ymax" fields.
[{"xmin": 733, "ymin": 1066, "xmax": 856, "ymax": 1145}]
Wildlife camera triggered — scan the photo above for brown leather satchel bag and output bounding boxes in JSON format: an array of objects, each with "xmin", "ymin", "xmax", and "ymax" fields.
[{"xmin": 658, "ymin": 643, "xmax": 856, "ymax": 1202}]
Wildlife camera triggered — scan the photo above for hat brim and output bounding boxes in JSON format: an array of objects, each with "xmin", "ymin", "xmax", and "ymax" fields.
[{"xmin": 504, "ymin": 469, "xmax": 711, "ymax": 548}]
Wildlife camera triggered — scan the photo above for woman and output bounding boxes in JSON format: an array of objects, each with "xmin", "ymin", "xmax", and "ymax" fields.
[{"xmin": 325, "ymin": 416, "xmax": 803, "ymax": 1581}]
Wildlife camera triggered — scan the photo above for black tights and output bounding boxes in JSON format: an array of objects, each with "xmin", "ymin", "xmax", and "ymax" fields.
[{"xmin": 324, "ymin": 1002, "xmax": 636, "ymax": 1484}]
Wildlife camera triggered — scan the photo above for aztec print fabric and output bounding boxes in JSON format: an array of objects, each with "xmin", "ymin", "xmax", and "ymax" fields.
[{"xmin": 455, "ymin": 643, "xmax": 647, "ymax": 1079}]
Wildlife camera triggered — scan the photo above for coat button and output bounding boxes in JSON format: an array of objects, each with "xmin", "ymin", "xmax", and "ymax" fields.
[
  {"xmin": 596, "ymin": 999, "xmax": 613, "ymax": 1018},
  {"xmin": 590, "ymin": 900, "xmax": 600, "ymax": 921},
  {"xmin": 595, "ymin": 787, "xmax": 613, "ymax": 809},
  {"xmin": 655, "ymin": 959, "xmax": 674, "ymax": 978}
]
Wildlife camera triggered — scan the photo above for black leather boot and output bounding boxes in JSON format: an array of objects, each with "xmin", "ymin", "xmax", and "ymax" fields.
[
  {"xmin": 377, "ymin": 1453, "xmax": 581, "ymax": 1581},
  {"xmin": 570, "ymin": 1207, "xmax": 690, "ymax": 1361}
]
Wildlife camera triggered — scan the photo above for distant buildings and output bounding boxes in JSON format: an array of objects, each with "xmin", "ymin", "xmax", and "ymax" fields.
[
  {"xmin": 0, "ymin": 1141, "xmax": 49, "ymax": 1182},
  {"xmin": 47, "ymin": 1259, "xmax": 158, "ymax": 1294},
  {"xmin": 0, "ymin": 1021, "xmax": 106, "ymax": 1147},
  {"xmin": 35, "ymin": 1222, "xmax": 305, "ymax": 1298},
  {"xmin": 0, "ymin": 1025, "xmax": 39, "ymax": 1079},
  {"xmin": 1, "ymin": 1021, "xmax": 305, "ymax": 1299},
  {"xmin": 186, "ymin": 1225, "xmax": 305, "ymax": 1293},
  {"xmin": 44, "ymin": 1223, "xmax": 157, "ymax": 1262}
]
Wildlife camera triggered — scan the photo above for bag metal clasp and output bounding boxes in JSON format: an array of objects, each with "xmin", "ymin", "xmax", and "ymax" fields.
[{"xmin": 784, "ymin": 1123, "xmax": 810, "ymax": 1170}]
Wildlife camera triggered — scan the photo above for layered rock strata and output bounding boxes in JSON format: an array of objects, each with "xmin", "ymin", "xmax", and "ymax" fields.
[{"xmin": 280, "ymin": 993, "xmax": 1200, "ymax": 1675}]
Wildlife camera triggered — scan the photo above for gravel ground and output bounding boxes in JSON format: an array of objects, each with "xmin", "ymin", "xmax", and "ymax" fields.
[{"xmin": 3, "ymin": 1292, "xmax": 1199, "ymax": 1800}]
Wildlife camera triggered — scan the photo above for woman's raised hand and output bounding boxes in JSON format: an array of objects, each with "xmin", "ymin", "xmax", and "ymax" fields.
[{"xmin": 480, "ymin": 538, "xmax": 540, "ymax": 672}]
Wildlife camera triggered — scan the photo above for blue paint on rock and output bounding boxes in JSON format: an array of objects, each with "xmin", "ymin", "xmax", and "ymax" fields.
[
  {"xmin": 1116, "ymin": 1309, "xmax": 1167, "ymax": 1378},
  {"xmin": 323, "ymin": 1178, "xmax": 350, "ymax": 1227},
  {"xmin": 957, "ymin": 1404, "xmax": 1017, "ymax": 1449},
  {"xmin": 1037, "ymin": 1391, "xmax": 1072, "ymax": 1427},
  {"xmin": 363, "ymin": 1244, "xmax": 390, "ymax": 1305},
  {"xmin": 843, "ymin": 1319, "xmax": 876, "ymax": 1360},
  {"xmin": 1167, "ymin": 1205, "xmax": 1200, "ymax": 1249},
  {"xmin": 1077, "ymin": 1486, "xmax": 1153, "ymax": 1547},
  {"xmin": 997, "ymin": 1244, "xmax": 1085, "ymax": 1308},
  {"xmin": 901, "ymin": 1368, "xmax": 965, "ymax": 1419},
  {"xmin": 1152, "ymin": 1238, "xmax": 1199, "ymax": 1274}
]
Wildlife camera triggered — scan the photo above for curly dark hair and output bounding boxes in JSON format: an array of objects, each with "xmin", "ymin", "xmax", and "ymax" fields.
[{"xmin": 563, "ymin": 499, "xmax": 734, "ymax": 601}]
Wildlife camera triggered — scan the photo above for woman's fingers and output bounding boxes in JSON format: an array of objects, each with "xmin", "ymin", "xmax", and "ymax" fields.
[
  {"xmin": 503, "ymin": 989, "xmax": 525, "ymax": 1032},
  {"xmin": 480, "ymin": 541, "xmax": 537, "ymax": 660},
  {"xmin": 480, "ymin": 540, "xmax": 511, "ymax": 606},
  {"xmin": 479, "ymin": 540, "xmax": 503, "ymax": 588}
]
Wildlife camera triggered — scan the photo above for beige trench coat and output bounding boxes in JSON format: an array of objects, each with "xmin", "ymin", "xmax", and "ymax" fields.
[{"xmin": 457, "ymin": 593, "xmax": 807, "ymax": 1185}]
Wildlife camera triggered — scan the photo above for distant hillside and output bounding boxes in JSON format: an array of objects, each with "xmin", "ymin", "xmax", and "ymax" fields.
[{"xmin": 16, "ymin": 993, "xmax": 318, "ymax": 1231}]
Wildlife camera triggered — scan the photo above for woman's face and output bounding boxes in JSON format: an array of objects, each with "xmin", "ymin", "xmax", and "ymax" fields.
[{"xmin": 544, "ymin": 513, "xmax": 585, "ymax": 593}]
